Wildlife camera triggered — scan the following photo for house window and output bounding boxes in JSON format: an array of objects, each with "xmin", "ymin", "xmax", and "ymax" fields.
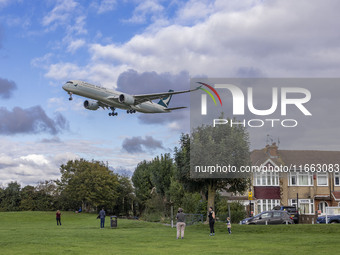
[
  {"xmin": 289, "ymin": 172, "xmax": 313, "ymax": 186},
  {"xmin": 254, "ymin": 171, "xmax": 279, "ymax": 186},
  {"xmin": 335, "ymin": 173, "xmax": 340, "ymax": 186},
  {"xmin": 290, "ymin": 174, "xmax": 297, "ymax": 186},
  {"xmin": 317, "ymin": 173, "xmax": 328, "ymax": 186},
  {"xmin": 256, "ymin": 199, "xmax": 280, "ymax": 214},
  {"xmin": 290, "ymin": 199, "xmax": 314, "ymax": 215}
]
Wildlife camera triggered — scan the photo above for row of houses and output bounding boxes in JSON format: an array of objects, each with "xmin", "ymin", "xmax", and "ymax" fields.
[{"xmin": 225, "ymin": 143, "xmax": 340, "ymax": 223}]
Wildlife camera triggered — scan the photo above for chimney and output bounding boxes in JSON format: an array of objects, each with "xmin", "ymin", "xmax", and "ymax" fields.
[{"xmin": 266, "ymin": 142, "xmax": 279, "ymax": 158}]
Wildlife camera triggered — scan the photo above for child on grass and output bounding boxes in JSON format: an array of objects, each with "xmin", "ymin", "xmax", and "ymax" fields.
[{"xmin": 226, "ymin": 217, "xmax": 231, "ymax": 234}]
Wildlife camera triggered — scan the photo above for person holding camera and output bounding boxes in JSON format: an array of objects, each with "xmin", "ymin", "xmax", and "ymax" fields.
[{"xmin": 176, "ymin": 208, "xmax": 186, "ymax": 239}]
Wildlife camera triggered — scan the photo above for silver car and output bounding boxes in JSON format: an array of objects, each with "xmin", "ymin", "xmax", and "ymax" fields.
[{"xmin": 244, "ymin": 211, "xmax": 294, "ymax": 225}]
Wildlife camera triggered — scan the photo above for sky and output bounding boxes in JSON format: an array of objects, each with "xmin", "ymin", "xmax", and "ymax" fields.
[{"xmin": 1, "ymin": 0, "xmax": 340, "ymax": 186}]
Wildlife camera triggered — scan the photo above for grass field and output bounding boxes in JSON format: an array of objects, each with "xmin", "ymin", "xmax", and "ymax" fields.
[{"xmin": 0, "ymin": 212, "xmax": 340, "ymax": 255}]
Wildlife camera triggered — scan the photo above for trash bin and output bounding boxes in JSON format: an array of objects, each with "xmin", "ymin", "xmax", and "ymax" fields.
[{"xmin": 110, "ymin": 216, "xmax": 117, "ymax": 228}]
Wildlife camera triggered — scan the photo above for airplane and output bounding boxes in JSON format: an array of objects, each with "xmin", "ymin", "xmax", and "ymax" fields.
[{"xmin": 62, "ymin": 80, "xmax": 198, "ymax": 116}]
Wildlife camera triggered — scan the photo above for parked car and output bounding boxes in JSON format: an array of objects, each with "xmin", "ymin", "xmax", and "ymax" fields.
[
  {"xmin": 273, "ymin": 205, "xmax": 299, "ymax": 224},
  {"xmin": 317, "ymin": 215, "xmax": 340, "ymax": 224},
  {"xmin": 242, "ymin": 211, "xmax": 294, "ymax": 225}
]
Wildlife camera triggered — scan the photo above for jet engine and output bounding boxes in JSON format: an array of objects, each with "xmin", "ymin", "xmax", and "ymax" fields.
[
  {"xmin": 118, "ymin": 94, "xmax": 135, "ymax": 105},
  {"xmin": 83, "ymin": 100, "xmax": 99, "ymax": 110}
]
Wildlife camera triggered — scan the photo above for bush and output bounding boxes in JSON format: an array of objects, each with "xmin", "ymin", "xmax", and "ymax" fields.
[
  {"xmin": 216, "ymin": 200, "xmax": 246, "ymax": 223},
  {"xmin": 182, "ymin": 192, "xmax": 200, "ymax": 214},
  {"xmin": 141, "ymin": 193, "xmax": 165, "ymax": 222}
]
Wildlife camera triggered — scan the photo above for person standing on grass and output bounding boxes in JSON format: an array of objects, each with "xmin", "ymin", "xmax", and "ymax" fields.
[
  {"xmin": 99, "ymin": 208, "xmax": 106, "ymax": 229},
  {"xmin": 56, "ymin": 210, "xmax": 61, "ymax": 226},
  {"xmin": 208, "ymin": 207, "xmax": 215, "ymax": 236},
  {"xmin": 226, "ymin": 217, "xmax": 231, "ymax": 234},
  {"xmin": 176, "ymin": 208, "xmax": 186, "ymax": 239}
]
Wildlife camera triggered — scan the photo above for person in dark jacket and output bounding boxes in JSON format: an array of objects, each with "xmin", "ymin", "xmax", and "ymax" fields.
[
  {"xmin": 56, "ymin": 210, "xmax": 61, "ymax": 226},
  {"xmin": 208, "ymin": 207, "xmax": 215, "ymax": 236},
  {"xmin": 99, "ymin": 208, "xmax": 106, "ymax": 228},
  {"xmin": 176, "ymin": 208, "xmax": 186, "ymax": 239}
]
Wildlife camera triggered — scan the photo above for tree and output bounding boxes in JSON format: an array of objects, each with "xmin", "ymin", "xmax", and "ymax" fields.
[
  {"xmin": 20, "ymin": 185, "xmax": 37, "ymax": 211},
  {"xmin": 132, "ymin": 154, "xmax": 176, "ymax": 216},
  {"xmin": 57, "ymin": 159, "xmax": 119, "ymax": 212},
  {"xmin": 168, "ymin": 177, "xmax": 184, "ymax": 210},
  {"xmin": 115, "ymin": 175, "xmax": 135, "ymax": 216},
  {"xmin": 149, "ymin": 153, "xmax": 174, "ymax": 199},
  {"xmin": 175, "ymin": 118, "xmax": 250, "ymax": 216},
  {"xmin": 35, "ymin": 180, "xmax": 59, "ymax": 211},
  {"xmin": 132, "ymin": 160, "xmax": 153, "ymax": 214},
  {"xmin": 0, "ymin": 186, "xmax": 3, "ymax": 206},
  {"xmin": 0, "ymin": 182, "xmax": 21, "ymax": 211}
]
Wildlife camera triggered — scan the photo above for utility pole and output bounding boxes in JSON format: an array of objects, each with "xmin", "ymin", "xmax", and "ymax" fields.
[{"xmin": 248, "ymin": 191, "xmax": 253, "ymax": 217}]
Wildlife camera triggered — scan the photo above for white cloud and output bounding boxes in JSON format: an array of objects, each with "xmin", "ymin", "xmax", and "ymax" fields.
[
  {"xmin": 45, "ymin": 61, "xmax": 128, "ymax": 88},
  {"xmin": 20, "ymin": 154, "xmax": 50, "ymax": 166},
  {"xmin": 118, "ymin": 1, "xmax": 339, "ymax": 76},
  {"xmin": 124, "ymin": 0, "xmax": 164, "ymax": 24},
  {"xmin": 48, "ymin": 96, "xmax": 87, "ymax": 113},
  {"xmin": 42, "ymin": 0, "xmax": 78, "ymax": 29},
  {"xmin": 95, "ymin": 0, "xmax": 117, "ymax": 14},
  {"xmin": 174, "ymin": 0, "xmax": 215, "ymax": 25},
  {"xmin": 41, "ymin": 1, "xmax": 87, "ymax": 54},
  {"xmin": 39, "ymin": 0, "xmax": 340, "ymax": 91},
  {"xmin": 67, "ymin": 39, "xmax": 86, "ymax": 53},
  {"xmin": 0, "ymin": 136, "xmax": 145, "ymax": 186},
  {"xmin": 45, "ymin": 62, "xmax": 86, "ymax": 80},
  {"xmin": 62, "ymin": 15, "xmax": 88, "ymax": 53},
  {"xmin": 67, "ymin": 15, "xmax": 87, "ymax": 35},
  {"xmin": 31, "ymin": 53, "xmax": 54, "ymax": 68}
]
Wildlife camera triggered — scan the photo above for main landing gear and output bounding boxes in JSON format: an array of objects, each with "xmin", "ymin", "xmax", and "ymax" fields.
[
  {"xmin": 127, "ymin": 110, "xmax": 136, "ymax": 114},
  {"xmin": 109, "ymin": 107, "xmax": 118, "ymax": 116},
  {"xmin": 68, "ymin": 92, "xmax": 73, "ymax": 101}
]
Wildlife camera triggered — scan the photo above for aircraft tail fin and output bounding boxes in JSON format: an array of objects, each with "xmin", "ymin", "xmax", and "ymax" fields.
[{"xmin": 157, "ymin": 90, "xmax": 173, "ymax": 108}]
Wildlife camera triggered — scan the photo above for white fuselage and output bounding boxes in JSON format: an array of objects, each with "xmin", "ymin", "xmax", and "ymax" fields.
[{"xmin": 62, "ymin": 80, "xmax": 168, "ymax": 113}]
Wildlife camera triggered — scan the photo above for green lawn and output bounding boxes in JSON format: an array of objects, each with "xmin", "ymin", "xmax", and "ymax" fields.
[{"xmin": 0, "ymin": 211, "xmax": 339, "ymax": 255}]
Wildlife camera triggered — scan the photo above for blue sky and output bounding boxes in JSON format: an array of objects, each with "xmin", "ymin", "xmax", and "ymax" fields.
[{"xmin": 1, "ymin": 0, "xmax": 340, "ymax": 186}]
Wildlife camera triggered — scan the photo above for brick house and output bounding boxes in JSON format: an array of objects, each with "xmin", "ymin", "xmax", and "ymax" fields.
[{"xmin": 250, "ymin": 143, "xmax": 340, "ymax": 223}]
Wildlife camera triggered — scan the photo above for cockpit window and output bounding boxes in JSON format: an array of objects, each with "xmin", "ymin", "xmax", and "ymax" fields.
[{"xmin": 66, "ymin": 81, "xmax": 73, "ymax": 84}]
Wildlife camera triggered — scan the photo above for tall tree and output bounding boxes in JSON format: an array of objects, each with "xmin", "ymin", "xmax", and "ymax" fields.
[
  {"xmin": 150, "ymin": 153, "xmax": 174, "ymax": 198},
  {"xmin": 0, "ymin": 182, "xmax": 21, "ymax": 211},
  {"xmin": 132, "ymin": 160, "xmax": 153, "ymax": 214},
  {"xmin": 57, "ymin": 159, "xmax": 119, "ymax": 212},
  {"xmin": 175, "ymin": 119, "xmax": 250, "ymax": 215},
  {"xmin": 20, "ymin": 185, "xmax": 37, "ymax": 211},
  {"xmin": 116, "ymin": 175, "xmax": 135, "ymax": 216}
]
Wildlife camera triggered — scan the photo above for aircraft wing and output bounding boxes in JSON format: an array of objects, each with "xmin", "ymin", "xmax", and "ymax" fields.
[
  {"xmin": 133, "ymin": 87, "xmax": 199, "ymax": 104},
  {"xmin": 97, "ymin": 101, "xmax": 112, "ymax": 109},
  {"xmin": 164, "ymin": 106, "xmax": 187, "ymax": 111}
]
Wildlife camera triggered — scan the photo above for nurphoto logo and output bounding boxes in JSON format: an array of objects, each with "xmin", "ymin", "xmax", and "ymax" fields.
[{"xmin": 197, "ymin": 81, "xmax": 312, "ymax": 128}]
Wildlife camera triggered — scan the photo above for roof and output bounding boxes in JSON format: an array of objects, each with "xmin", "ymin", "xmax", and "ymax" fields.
[
  {"xmin": 251, "ymin": 148, "xmax": 340, "ymax": 166},
  {"xmin": 332, "ymin": 191, "xmax": 340, "ymax": 201},
  {"xmin": 314, "ymin": 195, "xmax": 331, "ymax": 200}
]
